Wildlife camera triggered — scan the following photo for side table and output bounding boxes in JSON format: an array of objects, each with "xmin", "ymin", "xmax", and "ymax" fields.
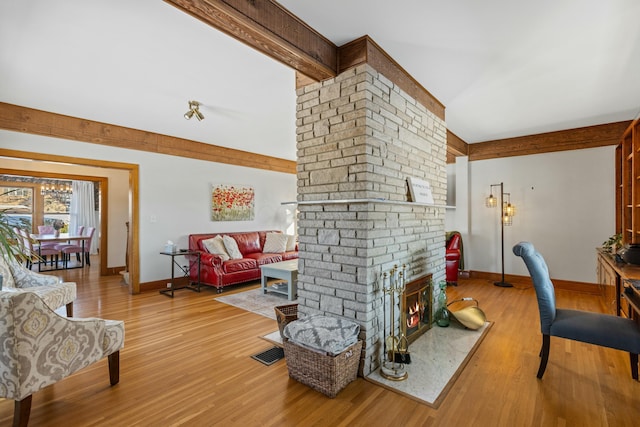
[
  {"xmin": 160, "ymin": 250, "xmax": 201, "ymax": 298},
  {"xmin": 260, "ymin": 259, "xmax": 298, "ymax": 301}
]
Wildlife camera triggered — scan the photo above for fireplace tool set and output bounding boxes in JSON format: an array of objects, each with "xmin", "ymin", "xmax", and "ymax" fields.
[{"xmin": 381, "ymin": 264, "xmax": 409, "ymax": 381}]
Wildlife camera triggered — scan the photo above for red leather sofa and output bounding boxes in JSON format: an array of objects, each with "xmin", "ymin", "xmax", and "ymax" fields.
[
  {"xmin": 445, "ymin": 232, "xmax": 462, "ymax": 285},
  {"xmin": 188, "ymin": 230, "xmax": 298, "ymax": 292}
]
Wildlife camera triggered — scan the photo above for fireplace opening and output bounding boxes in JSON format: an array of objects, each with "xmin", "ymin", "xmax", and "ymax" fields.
[{"xmin": 401, "ymin": 274, "xmax": 432, "ymax": 345}]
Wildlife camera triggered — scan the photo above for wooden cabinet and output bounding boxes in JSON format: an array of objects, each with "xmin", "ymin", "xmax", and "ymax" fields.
[
  {"xmin": 617, "ymin": 118, "xmax": 640, "ymax": 244},
  {"xmin": 596, "ymin": 250, "xmax": 620, "ymax": 315},
  {"xmin": 596, "ymin": 249, "xmax": 640, "ymax": 322}
]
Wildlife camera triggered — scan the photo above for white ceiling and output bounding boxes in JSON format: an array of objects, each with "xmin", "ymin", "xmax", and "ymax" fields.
[{"xmin": 2, "ymin": 0, "xmax": 639, "ymax": 163}]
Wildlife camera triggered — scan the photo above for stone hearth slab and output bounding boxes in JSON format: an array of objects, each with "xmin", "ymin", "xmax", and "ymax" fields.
[{"xmin": 366, "ymin": 321, "xmax": 492, "ymax": 408}]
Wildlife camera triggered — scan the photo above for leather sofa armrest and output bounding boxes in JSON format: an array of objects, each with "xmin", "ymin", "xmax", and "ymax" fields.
[
  {"xmin": 200, "ymin": 252, "xmax": 223, "ymax": 269},
  {"xmin": 445, "ymin": 249, "xmax": 460, "ymax": 260}
]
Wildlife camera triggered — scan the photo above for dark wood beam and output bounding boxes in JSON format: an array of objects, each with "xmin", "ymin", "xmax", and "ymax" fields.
[
  {"xmin": 164, "ymin": 0, "xmax": 337, "ymax": 81},
  {"xmin": 468, "ymin": 121, "xmax": 632, "ymax": 161},
  {"xmin": 447, "ymin": 130, "xmax": 468, "ymax": 159},
  {"xmin": 338, "ymin": 36, "xmax": 445, "ymax": 121},
  {"xmin": 0, "ymin": 102, "xmax": 296, "ymax": 174}
]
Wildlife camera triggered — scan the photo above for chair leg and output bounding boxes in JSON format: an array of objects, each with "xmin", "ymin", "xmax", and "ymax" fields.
[
  {"xmin": 66, "ymin": 302, "xmax": 73, "ymax": 317},
  {"xmin": 13, "ymin": 395, "xmax": 32, "ymax": 427},
  {"xmin": 108, "ymin": 351, "xmax": 120, "ymax": 385},
  {"xmin": 537, "ymin": 334, "xmax": 550, "ymax": 379},
  {"xmin": 631, "ymin": 353, "xmax": 639, "ymax": 380},
  {"xmin": 86, "ymin": 251, "xmax": 90, "ymax": 266}
]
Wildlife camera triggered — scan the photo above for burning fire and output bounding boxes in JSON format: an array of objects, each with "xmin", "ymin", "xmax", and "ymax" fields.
[{"xmin": 406, "ymin": 300, "xmax": 421, "ymax": 328}]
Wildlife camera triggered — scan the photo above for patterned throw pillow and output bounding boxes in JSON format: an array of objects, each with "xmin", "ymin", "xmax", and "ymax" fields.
[
  {"xmin": 222, "ymin": 235, "xmax": 243, "ymax": 260},
  {"xmin": 201, "ymin": 236, "xmax": 230, "ymax": 261},
  {"xmin": 283, "ymin": 315, "xmax": 360, "ymax": 356},
  {"xmin": 263, "ymin": 232, "xmax": 288, "ymax": 253},
  {"xmin": 285, "ymin": 234, "xmax": 297, "ymax": 252}
]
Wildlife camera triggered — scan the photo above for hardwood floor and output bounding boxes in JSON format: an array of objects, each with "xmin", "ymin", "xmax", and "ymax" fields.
[{"xmin": 2, "ymin": 263, "xmax": 639, "ymax": 426}]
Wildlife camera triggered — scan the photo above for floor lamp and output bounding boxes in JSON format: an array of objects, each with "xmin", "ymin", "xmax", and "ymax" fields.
[{"xmin": 486, "ymin": 182, "xmax": 515, "ymax": 287}]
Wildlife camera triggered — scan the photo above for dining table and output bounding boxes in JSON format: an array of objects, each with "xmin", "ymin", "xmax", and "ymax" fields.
[{"xmin": 31, "ymin": 233, "xmax": 91, "ymax": 271}]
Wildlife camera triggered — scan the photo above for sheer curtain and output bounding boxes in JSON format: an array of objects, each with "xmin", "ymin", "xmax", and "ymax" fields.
[{"xmin": 69, "ymin": 181, "xmax": 98, "ymax": 254}]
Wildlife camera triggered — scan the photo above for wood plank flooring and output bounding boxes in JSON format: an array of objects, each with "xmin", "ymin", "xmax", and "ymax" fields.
[{"xmin": 1, "ymin": 262, "xmax": 639, "ymax": 426}]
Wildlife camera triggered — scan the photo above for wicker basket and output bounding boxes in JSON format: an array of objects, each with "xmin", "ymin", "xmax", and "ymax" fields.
[
  {"xmin": 274, "ymin": 304, "xmax": 298, "ymax": 339},
  {"xmin": 283, "ymin": 339, "xmax": 362, "ymax": 398}
]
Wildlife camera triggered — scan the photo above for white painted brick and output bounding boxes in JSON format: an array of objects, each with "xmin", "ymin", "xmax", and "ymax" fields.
[{"xmin": 296, "ymin": 65, "xmax": 446, "ymax": 375}]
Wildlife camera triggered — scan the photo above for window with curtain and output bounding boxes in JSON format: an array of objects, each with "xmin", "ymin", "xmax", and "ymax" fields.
[{"xmin": 69, "ymin": 181, "xmax": 99, "ymax": 254}]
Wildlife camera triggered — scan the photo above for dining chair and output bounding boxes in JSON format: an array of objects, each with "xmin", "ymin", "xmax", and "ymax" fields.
[
  {"xmin": 53, "ymin": 225, "xmax": 85, "ymax": 251},
  {"xmin": 37, "ymin": 225, "xmax": 55, "ymax": 234},
  {"xmin": 17, "ymin": 228, "xmax": 59, "ymax": 270},
  {"xmin": 513, "ymin": 241, "xmax": 640, "ymax": 380},
  {"xmin": 36, "ymin": 225, "xmax": 58, "ymax": 251},
  {"xmin": 56, "ymin": 226, "xmax": 95, "ymax": 268}
]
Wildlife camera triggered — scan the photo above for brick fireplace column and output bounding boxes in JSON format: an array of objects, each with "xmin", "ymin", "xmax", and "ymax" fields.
[{"xmin": 295, "ymin": 64, "xmax": 447, "ymax": 375}]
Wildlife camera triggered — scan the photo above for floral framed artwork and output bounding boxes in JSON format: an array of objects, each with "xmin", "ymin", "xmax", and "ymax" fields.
[{"xmin": 211, "ymin": 184, "xmax": 255, "ymax": 221}]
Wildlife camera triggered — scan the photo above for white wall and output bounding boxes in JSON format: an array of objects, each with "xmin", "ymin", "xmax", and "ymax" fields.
[
  {"xmin": 447, "ymin": 146, "xmax": 615, "ymax": 283},
  {"xmin": 0, "ymin": 130, "xmax": 297, "ymax": 283}
]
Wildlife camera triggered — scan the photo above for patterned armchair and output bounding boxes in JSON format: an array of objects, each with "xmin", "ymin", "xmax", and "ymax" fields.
[
  {"xmin": 0, "ymin": 256, "xmax": 76, "ymax": 316},
  {"xmin": 0, "ymin": 291, "xmax": 125, "ymax": 427}
]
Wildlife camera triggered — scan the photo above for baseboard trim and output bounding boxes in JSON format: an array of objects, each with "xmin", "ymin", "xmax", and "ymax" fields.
[
  {"xmin": 140, "ymin": 277, "xmax": 193, "ymax": 293},
  {"xmin": 469, "ymin": 271, "xmax": 600, "ymax": 295},
  {"xmin": 105, "ymin": 266, "xmax": 126, "ymax": 276}
]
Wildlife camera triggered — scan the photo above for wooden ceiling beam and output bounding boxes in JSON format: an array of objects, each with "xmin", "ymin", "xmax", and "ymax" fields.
[
  {"xmin": 468, "ymin": 121, "xmax": 632, "ymax": 161},
  {"xmin": 337, "ymin": 36, "xmax": 445, "ymax": 121},
  {"xmin": 447, "ymin": 130, "xmax": 468, "ymax": 160},
  {"xmin": 164, "ymin": 0, "xmax": 337, "ymax": 82},
  {"xmin": 0, "ymin": 102, "xmax": 296, "ymax": 174}
]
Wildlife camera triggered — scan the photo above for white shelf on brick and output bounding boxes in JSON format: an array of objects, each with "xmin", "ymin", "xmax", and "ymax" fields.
[{"xmin": 281, "ymin": 199, "xmax": 447, "ymax": 208}]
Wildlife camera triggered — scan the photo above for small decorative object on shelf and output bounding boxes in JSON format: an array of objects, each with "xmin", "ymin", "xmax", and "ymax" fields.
[
  {"xmin": 619, "ymin": 244, "xmax": 640, "ymax": 265},
  {"xmin": 436, "ymin": 281, "xmax": 450, "ymax": 327},
  {"xmin": 602, "ymin": 234, "xmax": 622, "ymax": 254},
  {"xmin": 53, "ymin": 219, "xmax": 64, "ymax": 237}
]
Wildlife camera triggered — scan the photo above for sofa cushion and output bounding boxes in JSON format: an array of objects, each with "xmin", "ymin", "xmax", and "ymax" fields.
[
  {"xmin": 282, "ymin": 251, "xmax": 299, "ymax": 261},
  {"xmin": 263, "ymin": 232, "xmax": 288, "ymax": 253},
  {"xmin": 201, "ymin": 236, "xmax": 230, "ymax": 261},
  {"xmin": 246, "ymin": 252, "xmax": 283, "ymax": 265},
  {"xmin": 223, "ymin": 235, "xmax": 243, "ymax": 259},
  {"xmin": 234, "ymin": 232, "xmax": 262, "ymax": 255},
  {"xmin": 223, "ymin": 258, "xmax": 258, "ymax": 273},
  {"xmin": 285, "ymin": 234, "xmax": 297, "ymax": 252}
]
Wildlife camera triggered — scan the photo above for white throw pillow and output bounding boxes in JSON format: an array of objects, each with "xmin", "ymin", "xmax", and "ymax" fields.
[
  {"xmin": 263, "ymin": 232, "xmax": 288, "ymax": 253},
  {"xmin": 285, "ymin": 234, "xmax": 297, "ymax": 252},
  {"xmin": 201, "ymin": 236, "xmax": 230, "ymax": 261},
  {"xmin": 222, "ymin": 235, "xmax": 243, "ymax": 259}
]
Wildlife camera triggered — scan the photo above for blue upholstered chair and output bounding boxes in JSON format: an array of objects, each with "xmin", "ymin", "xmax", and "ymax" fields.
[{"xmin": 513, "ymin": 242, "xmax": 640, "ymax": 380}]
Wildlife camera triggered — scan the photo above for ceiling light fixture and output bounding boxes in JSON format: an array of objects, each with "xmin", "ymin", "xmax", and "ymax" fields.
[
  {"xmin": 184, "ymin": 100, "xmax": 204, "ymax": 121},
  {"xmin": 40, "ymin": 180, "xmax": 73, "ymax": 203}
]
